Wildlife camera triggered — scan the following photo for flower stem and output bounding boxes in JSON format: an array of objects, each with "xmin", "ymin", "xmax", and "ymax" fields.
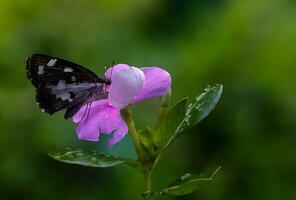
[
  {"xmin": 121, "ymin": 107, "xmax": 145, "ymax": 161},
  {"xmin": 144, "ymin": 171, "xmax": 152, "ymax": 191},
  {"xmin": 121, "ymin": 89, "xmax": 172, "ymax": 193}
]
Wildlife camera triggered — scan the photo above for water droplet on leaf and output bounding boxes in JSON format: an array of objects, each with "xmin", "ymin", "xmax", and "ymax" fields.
[
  {"xmin": 204, "ymin": 84, "xmax": 211, "ymax": 92},
  {"xmin": 76, "ymin": 152, "xmax": 83, "ymax": 157},
  {"xmin": 181, "ymin": 173, "xmax": 191, "ymax": 180},
  {"xmin": 65, "ymin": 152, "xmax": 72, "ymax": 156}
]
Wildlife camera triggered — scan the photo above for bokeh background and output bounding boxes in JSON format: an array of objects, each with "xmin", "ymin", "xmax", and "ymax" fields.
[{"xmin": 1, "ymin": 0, "xmax": 296, "ymax": 199}]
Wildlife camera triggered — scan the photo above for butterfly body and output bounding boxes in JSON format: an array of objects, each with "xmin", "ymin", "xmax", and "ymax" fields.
[{"xmin": 26, "ymin": 54, "xmax": 110, "ymax": 119}]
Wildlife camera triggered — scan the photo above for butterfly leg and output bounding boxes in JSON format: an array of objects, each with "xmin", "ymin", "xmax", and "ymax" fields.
[
  {"xmin": 84, "ymin": 100, "xmax": 93, "ymax": 125},
  {"xmin": 78, "ymin": 103, "xmax": 90, "ymax": 124}
]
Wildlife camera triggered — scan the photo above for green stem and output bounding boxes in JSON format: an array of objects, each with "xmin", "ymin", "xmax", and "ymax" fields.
[
  {"xmin": 121, "ymin": 90, "xmax": 172, "ymax": 193},
  {"xmin": 121, "ymin": 107, "xmax": 145, "ymax": 161},
  {"xmin": 150, "ymin": 88, "xmax": 172, "ymax": 172},
  {"xmin": 144, "ymin": 171, "xmax": 152, "ymax": 191}
]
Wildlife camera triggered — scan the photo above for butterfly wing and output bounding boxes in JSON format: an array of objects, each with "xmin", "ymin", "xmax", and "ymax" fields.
[
  {"xmin": 26, "ymin": 54, "xmax": 107, "ymax": 119},
  {"xmin": 26, "ymin": 54, "xmax": 104, "ymax": 87}
]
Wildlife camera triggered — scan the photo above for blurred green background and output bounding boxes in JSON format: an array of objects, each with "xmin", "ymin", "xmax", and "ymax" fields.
[{"xmin": 1, "ymin": 0, "xmax": 296, "ymax": 199}]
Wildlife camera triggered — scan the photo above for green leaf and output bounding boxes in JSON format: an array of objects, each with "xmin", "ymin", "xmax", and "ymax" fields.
[
  {"xmin": 161, "ymin": 84, "xmax": 223, "ymax": 151},
  {"xmin": 176, "ymin": 84, "xmax": 223, "ymax": 135},
  {"xmin": 159, "ymin": 98, "xmax": 188, "ymax": 141},
  {"xmin": 48, "ymin": 146, "xmax": 139, "ymax": 169},
  {"xmin": 154, "ymin": 98, "xmax": 188, "ymax": 148},
  {"xmin": 142, "ymin": 167, "xmax": 221, "ymax": 199}
]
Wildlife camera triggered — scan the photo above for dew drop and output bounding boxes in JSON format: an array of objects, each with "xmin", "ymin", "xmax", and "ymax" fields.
[
  {"xmin": 184, "ymin": 114, "xmax": 191, "ymax": 126},
  {"xmin": 204, "ymin": 84, "xmax": 211, "ymax": 92},
  {"xmin": 65, "ymin": 146, "xmax": 71, "ymax": 151},
  {"xmin": 195, "ymin": 103, "xmax": 201, "ymax": 109},
  {"xmin": 181, "ymin": 173, "xmax": 191, "ymax": 180},
  {"xmin": 76, "ymin": 152, "xmax": 84, "ymax": 157},
  {"xmin": 188, "ymin": 103, "xmax": 193, "ymax": 109}
]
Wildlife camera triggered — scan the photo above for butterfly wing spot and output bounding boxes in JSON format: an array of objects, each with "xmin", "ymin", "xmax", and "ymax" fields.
[
  {"xmin": 48, "ymin": 80, "xmax": 74, "ymax": 102},
  {"xmin": 58, "ymin": 92, "xmax": 73, "ymax": 102},
  {"xmin": 64, "ymin": 67, "xmax": 73, "ymax": 72},
  {"xmin": 71, "ymin": 76, "xmax": 76, "ymax": 82},
  {"xmin": 47, "ymin": 59, "xmax": 57, "ymax": 66},
  {"xmin": 38, "ymin": 65, "xmax": 44, "ymax": 75},
  {"xmin": 47, "ymin": 80, "xmax": 101, "ymax": 104}
]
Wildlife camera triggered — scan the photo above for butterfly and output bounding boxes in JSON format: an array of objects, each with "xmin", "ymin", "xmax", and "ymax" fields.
[{"xmin": 26, "ymin": 54, "xmax": 112, "ymax": 120}]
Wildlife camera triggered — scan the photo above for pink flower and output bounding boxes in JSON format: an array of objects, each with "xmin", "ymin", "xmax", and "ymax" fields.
[{"xmin": 72, "ymin": 64, "xmax": 171, "ymax": 147}]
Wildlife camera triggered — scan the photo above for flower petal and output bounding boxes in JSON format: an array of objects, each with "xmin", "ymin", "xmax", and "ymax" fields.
[
  {"xmin": 108, "ymin": 123, "xmax": 128, "ymax": 147},
  {"xmin": 108, "ymin": 67, "xmax": 145, "ymax": 109},
  {"xmin": 72, "ymin": 100, "xmax": 128, "ymax": 146},
  {"xmin": 132, "ymin": 67, "xmax": 171, "ymax": 103},
  {"xmin": 105, "ymin": 64, "xmax": 130, "ymax": 80}
]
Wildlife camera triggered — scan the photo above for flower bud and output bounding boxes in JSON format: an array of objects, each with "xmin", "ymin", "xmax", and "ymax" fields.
[{"xmin": 161, "ymin": 88, "xmax": 172, "ymax": 108}]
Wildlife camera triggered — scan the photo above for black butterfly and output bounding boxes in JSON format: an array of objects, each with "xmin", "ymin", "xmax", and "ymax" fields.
[{"xmin": 26, "ymin": 54, "xmax": 111, "ymax": 119}]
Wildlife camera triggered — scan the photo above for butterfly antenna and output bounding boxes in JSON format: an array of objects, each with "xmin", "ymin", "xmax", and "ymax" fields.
[{"xmin": 110, "ymin": 60, "xmax": 115, "ymax": 81}]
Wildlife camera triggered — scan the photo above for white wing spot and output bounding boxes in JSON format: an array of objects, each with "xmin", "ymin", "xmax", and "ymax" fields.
[
  {"xmin": 59, "ymin": 92, "xmax": 73, "ymax": 102},
  {"xmin": 47, "ymin": 59, "xmax": 57, "ymax": 66},
  {"xmin": 71, "ymin": 76, "xmax": 76, "ymax": 82},
  {"xmin": 50, "ymin": 80, "xmax": 73, "ymax": 102},
  {"xmin": 38, "ymin": 65, "xmax": 44, "ymax": 75},
  {"xmin": 64, "ymin": 67, "xmax": 73, "ymax": 72},
  {"xmin": 48, "ymin": 80, "xmax": 99, "ymax": 103}
]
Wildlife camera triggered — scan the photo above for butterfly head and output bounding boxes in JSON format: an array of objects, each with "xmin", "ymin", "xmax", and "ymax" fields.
[
  {"xmin": 104, "ymin": 60, "xmax": 115, "ymax": 86},
  {"xmin": 105, "ymin": 78, "xmax": 112, "ymax": 85}
]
